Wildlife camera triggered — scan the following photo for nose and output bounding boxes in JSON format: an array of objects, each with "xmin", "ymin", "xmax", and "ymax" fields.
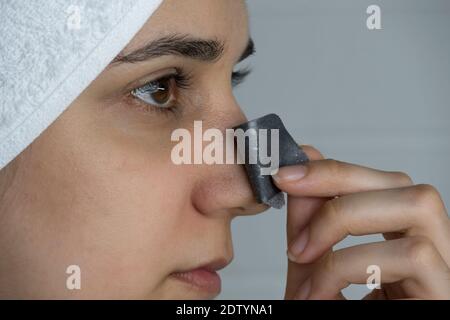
[
  {"xmin": 189, "ymin": 101, "xmax": 269, "ymax": 219},
  {"xmin": 191, "ymin": 162, "xmax": 269, "ymax": 218}
]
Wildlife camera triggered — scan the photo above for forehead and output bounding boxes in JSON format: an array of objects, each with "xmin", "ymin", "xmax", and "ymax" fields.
[{"xmin": 122, "ymin": 0, "xmax": 249, "ymax": 57}]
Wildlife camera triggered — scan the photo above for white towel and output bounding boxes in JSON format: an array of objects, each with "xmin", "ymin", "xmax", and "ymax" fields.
[{"xmin": 0, "ymin": 0, "xmax": 163, "ymax": 170}]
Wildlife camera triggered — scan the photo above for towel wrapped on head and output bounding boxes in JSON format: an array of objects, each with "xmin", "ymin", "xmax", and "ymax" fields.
[{"xmin": 0, "ymin": 0, "xmax": 163, "ymax": 170}]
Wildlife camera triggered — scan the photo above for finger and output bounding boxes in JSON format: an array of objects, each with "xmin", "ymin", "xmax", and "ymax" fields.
[
  {"xmin": 299, "ymin": 145, "xmax": 324, "ymax": 162},
  {"xmin": 285, "ymin": 145, "xmax": 329, "ymax": 299},
  {"xmin": 273, "ymin": 159, "xmax": 414, "ymax": 198},
  {"xmin": 286, "ymin": 196, "xmax": 325, "ymax": 240},
  {"xmin": 287, "ymin": 184, "xmax": 449, "ymax": 264},
  {"xmin": 293, "ymin": 237, "xmax": 450, "ymax": 300},
  {"xmin": 284, "ymin": 196, "xmax": 327, "ymax": 299},
  {"xmin": 286, "ymin": 145, "xmax": 328, "ymax": 240},
  {"xmin": 363, "ymin": 289, "xmax": 423, "ymax": 300},
  {"xmin": 286, "ymin": 145, "xmax": 326, "ymax": 235},
  {"xmin": 362, "ymin": 289, "xmax": 385, "ymax": 300}
]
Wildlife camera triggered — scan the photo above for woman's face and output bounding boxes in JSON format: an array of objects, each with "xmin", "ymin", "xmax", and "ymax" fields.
[{"xmin": 0, "ymin": 0, "xmax": 267, "ymax": 299}]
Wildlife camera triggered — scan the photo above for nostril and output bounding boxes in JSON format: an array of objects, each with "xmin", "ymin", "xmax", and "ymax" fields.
[{"xmin": 232, "ymin": 202, "xmax": 270, "ymax": 217}]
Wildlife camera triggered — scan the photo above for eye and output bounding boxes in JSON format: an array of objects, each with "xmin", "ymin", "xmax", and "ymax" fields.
[
  {"xmin": 129, "ymin": 68, "xmax": 192, "ymax": 114},
  {"xmin": 128, "ymin": 67, "xmax": 250, "ymax": 116},
  {"xmin": 131, "ymin": 76, "xmax": 175, "ymax": 108}
]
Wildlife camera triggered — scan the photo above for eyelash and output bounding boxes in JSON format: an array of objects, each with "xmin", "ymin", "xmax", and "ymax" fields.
[
  {"xmin": 231, "ymin": 67, "xmax": 251, "ymax": 87},
  {"xmin": 128, "ymin": 67, "xmax": 251, "ymax": 116}
]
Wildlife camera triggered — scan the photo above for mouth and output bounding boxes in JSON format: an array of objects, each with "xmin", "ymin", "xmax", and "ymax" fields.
[{"xmin": 170, "ymin": 258, "xmax": 230, "ymax": 296}]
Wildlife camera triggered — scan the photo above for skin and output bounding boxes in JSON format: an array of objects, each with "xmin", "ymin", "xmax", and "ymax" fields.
[
  {"xmin": 276, "ymin": 147, "xmax": 450, "ymax": 299},
  {"xmin": 0, "ymin": 0, "xmax": 449, "ymax": 299}
]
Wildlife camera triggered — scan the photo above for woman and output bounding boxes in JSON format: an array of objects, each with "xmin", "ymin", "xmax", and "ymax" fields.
[{"xmin": 0, "ymin": 0, "xmax": 449, "ymax": 299}]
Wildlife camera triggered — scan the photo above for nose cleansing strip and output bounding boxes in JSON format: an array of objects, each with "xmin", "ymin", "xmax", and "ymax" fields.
[{"xmin": 233, "ymin": 114, "xmax": 309, "ymax": 209}]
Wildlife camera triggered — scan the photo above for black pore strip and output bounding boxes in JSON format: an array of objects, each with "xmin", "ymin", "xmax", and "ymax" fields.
[{"xmin": 233, "ymin": 114, "xmax": 309, "ymax": 209}]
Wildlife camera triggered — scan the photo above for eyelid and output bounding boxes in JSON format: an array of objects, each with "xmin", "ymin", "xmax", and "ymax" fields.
[{"xmin": 120, "ymin": 68, "xmax": 181, "ymax": 95}]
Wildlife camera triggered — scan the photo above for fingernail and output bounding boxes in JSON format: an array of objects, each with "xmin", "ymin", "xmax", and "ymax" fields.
[
  {"xmin": 295, "ymin": 278, "xmax": 311, "ymax": 300},
  {"xmin": 272, "ymin": 165, "xmax": 307, "ymax": 183},
  {"xmin": 288, "ymin": 227, "xmax": 310, "ymax": 259}
]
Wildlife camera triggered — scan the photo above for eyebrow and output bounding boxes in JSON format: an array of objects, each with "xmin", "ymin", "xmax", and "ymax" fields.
[{"xmin": 111, "ymin": 34, "xmax": 255, "ymax": 65}]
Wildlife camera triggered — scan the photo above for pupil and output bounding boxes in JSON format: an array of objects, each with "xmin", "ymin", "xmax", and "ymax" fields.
[{"xmin": 151, "ymin": 79, "xmax": 170, "ymax": 104}]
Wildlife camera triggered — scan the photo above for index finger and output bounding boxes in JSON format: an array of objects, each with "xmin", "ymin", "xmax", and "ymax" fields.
[{"xmin": 274, "ymin": 159, "xmax": 413, "ymax": 198}]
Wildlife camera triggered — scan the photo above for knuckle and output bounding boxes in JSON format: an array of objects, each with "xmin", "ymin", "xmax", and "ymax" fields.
[
  {"xmin": 317, "ymin": 198, "xmax": 346, "ymax": 239},
  {"xmin": 325, "ymin": 158, "xmax": 344, "ymax": 175},
  {"xmin": 404, "ymin": 236, "xmax": 440, "ymax": 269},
  {"xmin": 408, "ymin": 184, "xmax": 445, "ymax": 214},
  {"xmin": 320, "ymin": 252, "xmax": 349, "ymax": 288},
  {"xmin": 321, "ymin": 199, "xmax": 342, "ymax": 223}
]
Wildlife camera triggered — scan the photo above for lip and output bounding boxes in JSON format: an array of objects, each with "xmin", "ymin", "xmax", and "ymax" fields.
[{"xmin": 170, "ymin": 258, "xmax": 230, "ymax": 295}]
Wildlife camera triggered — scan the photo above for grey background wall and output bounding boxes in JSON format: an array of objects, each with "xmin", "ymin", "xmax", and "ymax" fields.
[{"xmin": 218, "ymin": 0, "xmax": 450, "ymax": 299}]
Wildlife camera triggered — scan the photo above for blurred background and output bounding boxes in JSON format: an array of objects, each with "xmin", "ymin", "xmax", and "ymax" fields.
[{"xmin": 218, "ymin": 0, "xmax": 450, "ymax": 299}]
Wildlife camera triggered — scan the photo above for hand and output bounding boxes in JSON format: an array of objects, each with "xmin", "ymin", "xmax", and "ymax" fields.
[{"xmin": 275, "ymin": 145, "xmax": 450, "ymax": 300}]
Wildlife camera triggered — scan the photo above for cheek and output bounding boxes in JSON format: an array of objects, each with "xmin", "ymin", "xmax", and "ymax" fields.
[{"xmin": 2, "ymin": 107, "xmax": 192, "ymax": 298}]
